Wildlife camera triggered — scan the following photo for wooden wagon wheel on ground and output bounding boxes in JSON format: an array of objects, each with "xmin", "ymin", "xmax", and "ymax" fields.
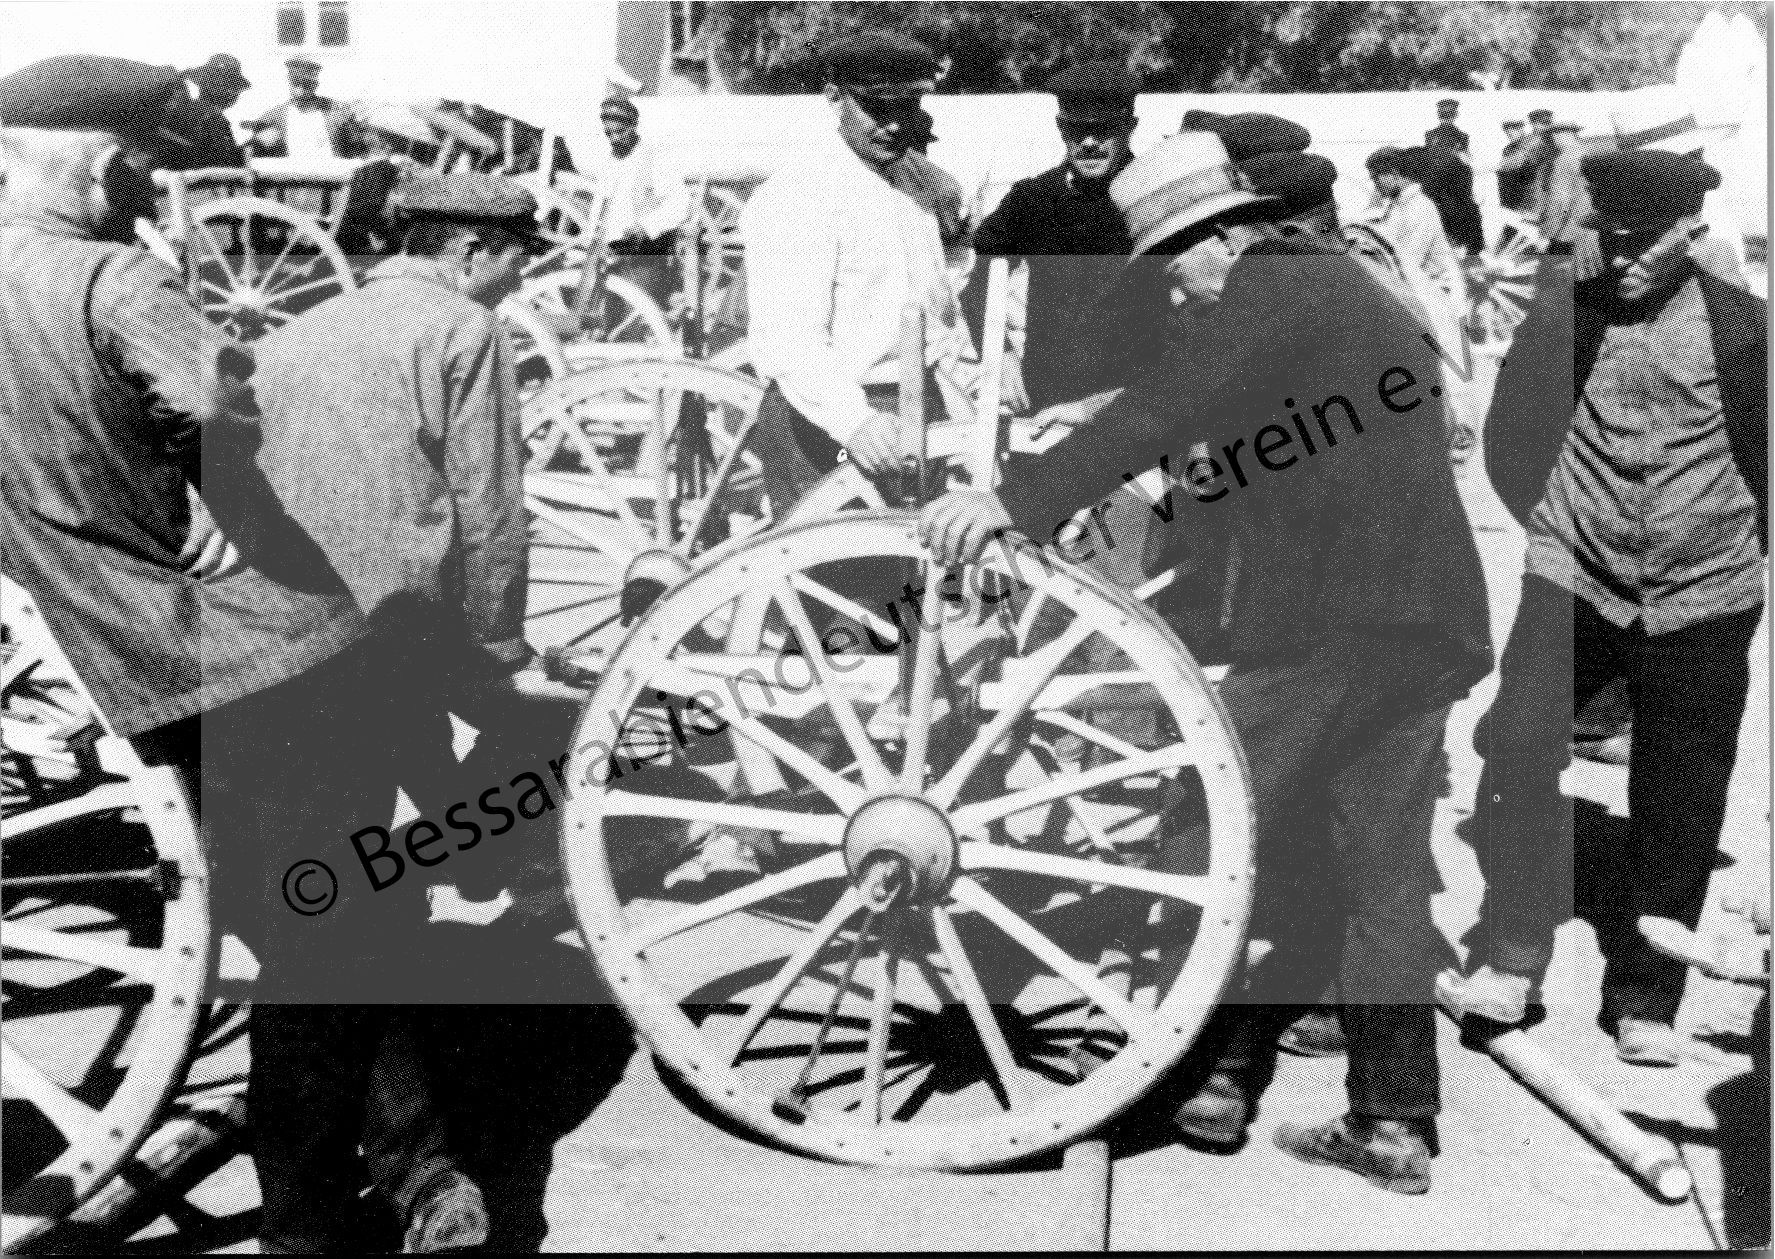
[
  {"xmin": 1, "ymin": 578, "xmax": 211, "ymax": 1251},
  {"xmin": 559, "ymin": 512, "xmax": 1254, "ymax": 1169},
  {"xmin": 522, "ymin": 360, "xmax": 768, "ymax": 660},
  {"xmin": 1463, "ymin": 221, "xmax": 1541, "ymax": 354},
  {"xmin": 186, "ymin": 196, "xmax": 358, "ymax": 343},
  {"xmin": 496, "ymin": 297, "xmax": 572, "ymax": 407}
]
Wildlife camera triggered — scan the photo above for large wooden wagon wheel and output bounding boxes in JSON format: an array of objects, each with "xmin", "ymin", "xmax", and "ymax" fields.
[
  {"xmin": 187, "ymin": 196, "xmax": 357, "ymax": 342},
  {"xmin": 1463, "ymin": 219, "xmax": 1541, "ymax": 354},
  {"xmin": 560, "ymin": 512, "xmax": 1253, "ymax": 1169},
  {"xmin": 1, "ymin": 578, "xmax": 211, "ymax": 1250},
  {"xmin": 523, "ymin": 360, "xmax": 768, "ymax": 659},
  {"xmin": 497, "ymin": 297, "xmax": 571, "ymax": 406}
]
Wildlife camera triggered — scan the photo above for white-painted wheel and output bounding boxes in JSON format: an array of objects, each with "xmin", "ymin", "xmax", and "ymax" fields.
[
  {"xmin": 560, "ymin": 513, "xmax": 1253, "ymax": 1169},
  {"xmin": 522, "ymin": 360, "xmax": 767, "ymax": 660},
  {"xmin": 1, "ymin": 578, "xmax": 210, "ymax": 1250},
  {"xmin": 517, "ymin": 270, "xmax": 677, "ymax": 363},
  {"xmin": 186, "ymin": 196, "xmax": 357, "ymax": 342},
  {"xmin": 497, "ymin": 297, "xmax": 572, "ymax": 407},
  {"xmin": 1464, "ymin": 219, "xmax": 1541, "ymax": 353}
]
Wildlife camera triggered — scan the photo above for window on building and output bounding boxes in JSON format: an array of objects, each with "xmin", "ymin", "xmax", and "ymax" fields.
[
  {"xmin": 668, "ymin": 0, "xmax": 708, "ymax": 66},
  {"xmin": 317, "ymin": 0, "xmax": 350, "ymax": 46},
  {"xmin": 276, "ymin": 0, "xmax": 306, "ymax": 45}
]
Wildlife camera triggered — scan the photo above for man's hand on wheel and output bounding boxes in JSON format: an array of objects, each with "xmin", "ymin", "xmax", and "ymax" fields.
[
  {"xmin": 920, "ymin": 489, "xmax": 1013, "ymax": 567},
  {"xmin": 845, "ymin": 410, "xmax": 904, "ymax": 477}
]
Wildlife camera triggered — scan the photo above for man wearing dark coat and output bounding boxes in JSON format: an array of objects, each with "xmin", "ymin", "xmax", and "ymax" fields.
[
  {"xmin": 1460, "ymin": 150, "xmax": 1766, "ymax": 1067},
  {"xmin": 922, "ymin": 130, "xmax": 1493, "ymax": 1193},
  {"xmin": 164, "ymin": 52, "xmax": 249, "ymax": 169}
]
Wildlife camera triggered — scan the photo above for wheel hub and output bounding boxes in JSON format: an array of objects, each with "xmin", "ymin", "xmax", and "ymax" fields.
[
  {"xmin": 622, "ymin": 549, "xmax": 692, "ymax": 621},
  {"xmin": 843, "ymin": 796, "xmax": 956, "ymax": 904}
]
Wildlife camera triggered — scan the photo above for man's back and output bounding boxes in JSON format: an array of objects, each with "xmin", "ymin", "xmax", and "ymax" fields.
[
  {"xmin": 254, "ymin": 256, "xmax": 527, "ymax": 666},
  {"xmin": 0, "ymin": 217, "xmax": 362, "ymax": 735}
]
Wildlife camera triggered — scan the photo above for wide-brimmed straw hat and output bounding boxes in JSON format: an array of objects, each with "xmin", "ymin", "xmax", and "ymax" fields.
[
  {"xmin": 1110, "ymin": 131, "xmax": 1276, "ymax": 257},
  {"xmin": 1609, "ymin": 84, "xmax": 1735, "ymax": 156}
]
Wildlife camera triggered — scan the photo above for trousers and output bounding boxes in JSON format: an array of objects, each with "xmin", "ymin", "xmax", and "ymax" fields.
[
  {"xmin": 1168, "ymin": 631, "xmax": 1468, "ymax": 1119},
  {"xmin": 1467, "ymin": 575, "xmax": 1759, "ymax": 1026}
]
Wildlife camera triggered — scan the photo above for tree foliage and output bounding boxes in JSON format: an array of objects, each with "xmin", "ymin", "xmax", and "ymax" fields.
[{"xmin": 709, "ymin": 1, "xmax": 1754, "ymax": 94}]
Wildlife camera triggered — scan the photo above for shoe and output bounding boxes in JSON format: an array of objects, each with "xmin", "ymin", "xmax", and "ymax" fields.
[
  {"xmin": 1448, "ymin": 964, "xmax": 1532, "ymax": 1025},
  {"xmin": 1278, "ymin": 1008, "xmax": 1348, "ymax": 1058},
  {"xmin": 1173, "ymin": 1071, "xmax": 1251, "ymax": 1150},
  {"xmin": 1274, "ymin": 1114, "xmax": 1432, "ymax": 1195},
  {"xmin": 1614, "ymin": 1017, "xmax": 1681, "ymax": 1068},
  {"xmin": 403, "ymin": 1168, "xmax": 489, "ymax": 1254}
]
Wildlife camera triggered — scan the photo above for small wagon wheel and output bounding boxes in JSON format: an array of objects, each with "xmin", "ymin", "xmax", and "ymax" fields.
[
  {"xmin": 560, "ymin": 513, "xmax": 1254, "ymax": 1169},
  {"xmin": 516, "ymin": 270, "xmax": 678, "ymax": 365},
  {"xmin": 522, "ymin": 360, "xmax": 767, "ymax": 660},
  {"xmin": 187, "ymin": 196, "xmax": 357, "ymax": 343},
  {"xmin": 1, "ymin": 578, "xmax": 211, "ymax": 1250},
  {"xmin": 1463, "ymin": 221, "xmax": 1541, "ymax": 354}
]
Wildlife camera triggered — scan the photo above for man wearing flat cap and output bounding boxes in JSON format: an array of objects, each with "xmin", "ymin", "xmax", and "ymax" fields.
[
  {"xmin": 1425, "ymin": 98, "xmax": 1468, "ymax": 155},
  {"xmin": 164, "ymin": 52, "xmax": 250, "ymax": 169},
  {"xmin": 923, "ymin": 129, "xmax": 1491, "ymax": 1192},
  {"xmin": 247, "ymin": 170, "xmax": 550, "ymax": 1248},
  {"xmin": 247, "ymin": 54, "xmax": 363, "ymax": 160},
  {"xmin": 1460, "ymin": 149, "xmax": 1766, "ymax": 1069},
  {"xmin": 739, "ymin": 28, "xmax": 978, "ymax": 511},
  {"xmin": 590, "ymin": 94, "xmax": 690, "ymax": 311},
  {"xmin": 0, "ymin": 54, "xmax": 431, "ymax": 1251}
]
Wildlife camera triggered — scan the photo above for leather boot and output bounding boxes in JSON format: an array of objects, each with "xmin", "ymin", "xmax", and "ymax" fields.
[
  {"xmin": 1274, "ymin": 1113, "xmax": 1432, "ymax": 1195},
  {"xmin": 1173, "ymin": 1070, "xmax": 1252, "ymax": 1150}
]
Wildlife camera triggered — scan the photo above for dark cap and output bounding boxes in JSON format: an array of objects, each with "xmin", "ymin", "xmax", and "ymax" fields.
[
  {"xmin": 187, "ymin": 53, "xmax": 250, "ymax": 93},
  {"xmin": 1526, "ymin": 108, "xmax": 1554, "ymax": 124},
  {"xmin": 0, "ymin": 55, "xmax": 183, "ymax": 142},
  {"xmin": 1368, "ymin": 144, "xmax": 1433, "ymax": 184},
  {"xmin": 1437, "ymin": 97, "xmax": 1458, "ymax": 112},
  {"xmin": 823, "ymin": 30, "xmax": 938, "ymax": 98},
  {"xmin": 1502, "ymin": 118, "xmax": 1526, "ymax": 131},
  {"xmin": 389, "ymin": 171, "xmax": 546, "ymax": 243},
  {"xmin": 1185, "ymin": 111, "xmax": 1309, "ymax": 162},
  {"xmin": 1047, "ymin": 61, "xmax": 1139, "ymax": 123},
  {"xmin": 1580, "ymin": 149, "xmax": 1721, "ymax": 228},
  {"xmin": 1238, "ymin": 150, "xmax": 1338, "ymax": 219},
  {"xmin": 286, "ymin": 55, "xmax": 321, "ymax": 73},
  {"xmin": 600, "ymin": 95, "xmax": 639, "ymax": 123}
]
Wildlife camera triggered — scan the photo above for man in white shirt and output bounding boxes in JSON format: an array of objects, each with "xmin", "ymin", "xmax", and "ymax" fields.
[
  {"xmin": 246, "ymin": 55, "xmax": 363, "ymax": 161},
  {"xmin": 739, "ymin": 30, "xmax": 977, "ymax": 514},
  {"xmin": 591, "ymin": 94, "xmax": 690, "ymax": 310}
]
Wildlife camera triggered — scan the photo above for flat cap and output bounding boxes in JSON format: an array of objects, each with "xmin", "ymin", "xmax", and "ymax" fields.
[
  {"xmin": 1238, "ymin": 150, "xmax": 1338, "ymax": 218},
  {"xmin": 600, "ymin": 95, "xmax": 639, "ymax": 122},
  {"xmin": 1185, "ymin": 111, "xmax": 1310, "ymax": 162},
  {"xmin": 389, "ymin": 170, "xmax": 545, "ymax": 240},
  {"xmin": 187, "ymin": 53, "xmax": 250, "ymax": 92},
  {"xmin": 1526, "ymin": 108, "xmax": 1554, "ymax": 124},
  {"xmin": 1580, "ymin": 149, "xmax": 1721, "ymax": 227},
  {"xmin": 1179, "ymin": 107, "xmax": 1225, "ymax": 132},
  {"xmin": 1436, "ymin": 97, "xmax": 1458, "ymax": 111},
  {"xmin": 286, "ymin": 55, "xmax": 321, "ymax": 72},
  {"xmin": 0, "ymin": 55, "xmax": 185, "ymax": 145},
  {"xmin": 1048, "ymin": 61, "xmax": 1140, "ymax": 122},
  {"xmin": 823, "ymin": 30, "xmax": 938, "ymax": 95}
]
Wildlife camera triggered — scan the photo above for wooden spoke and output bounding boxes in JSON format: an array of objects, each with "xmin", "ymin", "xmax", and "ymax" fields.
[
  {"xmin": 931, "ymin": 614, "xmax": 1098, "ymax": 809},
  {"xmin": 3, "ymin": 782, "xmax": 139, "ymax": 839},
  {"xmin": 1037, "ymin": 709, "xmax": 1143, "ymax": 761},
  {"xmin": 1, "ymin": 1037, "xmax": 101, "ymax": 1143},
  {"xmin": 948, "ymin": 876, "xmax": 1159, "ymax": 1041},
  {"xmin": 647, "ymin": 661, "xmax": 866, "ymax": 813},
  {"xmin": 928, "ymin": 904, "xmax": 1028, "ymax": 1110},
  {"xmin": 628, "ymin": 851, "xmax": 848, "ymax": 951},
  {"xmin": 4, "ymin": 924, "xmax": 172, "ymax": 986},
  {"xmin": 898, "ymin": 564, "xmax": 947, "ymax": 792},
  {"xmin": 599, "ymin": 791, "xmax": 845, "ymax": 846},
  {"xmin": 787, "ymin": 573, "xmax": 901, "ymax": 648},
  {"xmin": 772, "ymin": 582, "xmax": 893, "ymax": 792},
  {"xmin": 951, "ymin": 745, "xmax": 1192, "ymax": 835},
  {"xmin": 959, "ymin": 842, "xmax": 1217, "ymax": 907},
  {"xmin": 727, "ymin": 888, "xmax": 864, "ymax": 1064}
]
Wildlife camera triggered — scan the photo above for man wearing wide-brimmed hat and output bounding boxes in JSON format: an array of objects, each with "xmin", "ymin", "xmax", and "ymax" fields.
[
  {"xmin": 739, "ymin": 29, "xmax": 978, "ymax": 508},
  {"xmin": 1462, "ymin": 148, "xmax": 1766, "ymax": 1068},
  {"xmin": 924, "ymin": 130, "xmax": 1493, "ymax": 1193}
]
